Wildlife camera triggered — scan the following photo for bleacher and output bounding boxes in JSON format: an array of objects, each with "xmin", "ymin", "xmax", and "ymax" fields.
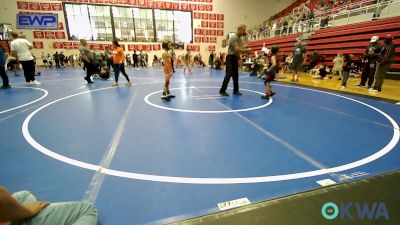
[
  {"xmin": 308, "ymin": 16, "xmax": 400, "ymax": 70},
  {"xmin": 247, "ymin": 34, "xmax": 301, "ymax": 55}
]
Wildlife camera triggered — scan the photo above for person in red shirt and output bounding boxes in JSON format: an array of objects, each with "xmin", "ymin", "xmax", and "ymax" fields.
[{"xmin": 111, "ymin": 39, "xmax": 131, "ymax": 87}]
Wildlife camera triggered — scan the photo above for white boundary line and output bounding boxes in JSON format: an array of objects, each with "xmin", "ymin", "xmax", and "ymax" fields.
[
  {"xmin": 144, "ymin": 87, "xmax": 273, "ymax": 114},
  {"xmin": 0, "ymin": 87, "xmax": 48, "ymax": 114},
  {"xmin": 21, "ymin": 82, "xmax": 400, "ymax": 184}
]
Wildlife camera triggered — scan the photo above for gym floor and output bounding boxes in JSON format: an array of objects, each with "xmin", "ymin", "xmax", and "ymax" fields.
[{"xmin": 1, "ymin": 66, "xmax": 399, "ymax": 225}]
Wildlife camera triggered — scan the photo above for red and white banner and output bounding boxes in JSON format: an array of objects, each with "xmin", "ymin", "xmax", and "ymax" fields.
[
  {"xmin": 40, "ymin": 3, "xmax": 51, "ymax": 11},
  {"xmin": 173, "ymin": 2, "xmax": 180, "ymax": 9},
  {"xmin": 137, "ymin": 0, "xmax": 148, "ymax": 7},
  {"xmin": 202, "ymin": 36, "xmax": 209, "ymax": 43},
  {"xmin": 28, "ymin": 2, "xmax": 41, "ymax": 10},
  {"xmin": 118, "ymin": 0, "xmax": 129, "ymax": 5},
  {"xmin": 180, "ymin": 3, "xmax": 189, "ymax": 10},
  {"xmin": 53, "ymin": 42, "xmax": 64, "ymax": 49},
  {"xmin": 51, "ymin": 3, "xmax": 63, "ymax": 10},
  {"xmin": 210, "ymin": 37, "xmax": 217, "ymax": 43},
  {"xmin": 194, "ymin": 12, "xmax": 201, "ymax": 19},
  {"xmin": 128, "ymin": 44, "xmax": 136, "ymax": 51},
  {"xmin": 201, "ymin": 13, "xmax": 208, "ymax": 20},
  {"xmin": 73, "ymin": 42, "xmax": 79, "ymax": 49},
  {"xmin": 33, "ymin": 31, "xmax": 44, "ymax": 39},
  {"xmin": 55, "ymin": 32, "xmax": 65, "ymax": 39},
  {"xmin": 33, "ymin": 41, "xmax": 44, "ymax": 49},
  {"xmin": 217, "ymin": 14, "xmax": 224, "ymax": 20},
  {"xmin": 17, "ymin": 1, "xmax": 29, "ymax": 10},
  {"xmin": 209, "ymin": 14, "xmax": 216, "ymax": 20},
  {"xmin": 194, "ymin": 36, "xmax": 201, "ymax": 43},
  {"xmin": 187, "ymin": 45, "xmax": 200, "ymax": 51},
  {"xmin": 205, "ymin": 4, "xmax": 212, "ymax": 11},
  {"xmin": 194, "ymin": 28, "xmax": 201, "ymax": 35},
  {"xmin": 209, "ymin": 29, "xmax": 216, "ymax": 36},
  {"xmin": 209, "ymin": 21, "xmax": 216, "ymax": 28},
  {"xmin": 44, "ymin": 31, "xmax": 55, "ymax": 39},
  {"xmin": 217, "ymin": 22, "xmax": 224, "ymax": 29},
  {"xmin": 217, "ymin": 30, "xmax": 224, "ymax": 36},
  {"xmin": 152, "ymin": 44, "xmax": 161, "ymax": 51},
  {"xmin": 164, "ymin": 1, "xmax": 173, "ymax": 9},
  {"xmin": 201, "ymin": 21, "xmax": 208, "ymax": 28},
  {"xmin": 154, "ymin": 1, "xmax": 163, "ymax": 9},
  {"xmin": 63, "ymin": 42, "xmax": 74, "ymax": 49},
  {"xmin": 58, "ymin": 23, "xmax": 64, "ymax": 30},
  {"xmin": 189, "ymin": 4, "xmax": 197, "ymax": 11},
  {"xmin": 197, "ymin": 4, "xmax": 205, "ymax": 11},
  {"xmin": 208, "ymin": 45, "xmax": 215, "ymax": 51},
  {"xmin": 205, "ymin": 0, "xmax": 212, "ymax": 3},
  {"xmin": 201, "ymin": 29, "xmax": 208, "ymax": 35}
]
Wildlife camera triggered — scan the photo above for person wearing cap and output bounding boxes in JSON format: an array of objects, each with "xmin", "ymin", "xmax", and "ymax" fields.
[
  {"xmin": 357, "ymin": 36, "xmax": 381, "ymax": 88},
  {"xmin": 370, "ymin": 35, "xmax": 396, "ymax": 92}
]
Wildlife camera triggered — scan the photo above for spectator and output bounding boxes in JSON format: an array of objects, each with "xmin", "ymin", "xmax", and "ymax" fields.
[
  {"xmin": 0, "ymin": 186, "xmax": 98, "ymax": 225},
  {"xmin": 358, "ymin": 36, "xmax": 381, "ymax": 88},
  {"xmin": 0, "ymin": 45, "xmax": 10, "ymax": 89},
  {"xmin": 331, "ymin": 53, "xmax": 343, "ymax": 79},
  {"xmin": 290, "ymin": 40, "xmax": 307, "ymax": 82},
  {"xmin": 370, "ymin": 35, "xmax": 395, "ymax": 92},
  {"xmin": 309, "ymin": 50, "xmax": 320, "ymax": 71}
]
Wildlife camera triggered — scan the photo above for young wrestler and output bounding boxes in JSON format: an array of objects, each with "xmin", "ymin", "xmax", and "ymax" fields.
[
  {"xmin": 161, "ymin": 41, "xmax": 175, "ymax": 101},
  {"xmin": 261, "ymin": 46, "xmax": 279, "ymax": 99}
]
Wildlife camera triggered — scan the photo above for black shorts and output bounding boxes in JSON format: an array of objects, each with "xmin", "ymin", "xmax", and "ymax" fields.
[{"xmin": 265, "ymin": 71, "xmax": 276, "ymax": 83}]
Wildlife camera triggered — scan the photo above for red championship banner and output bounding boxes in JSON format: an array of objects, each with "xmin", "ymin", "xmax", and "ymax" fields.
[
  {"xmin": 208, "ymin": 45, "xmax": 215, "ymax": 51},
  {"xmin": 201, "ymin": 13, "xmax": 208, "ymax": 20},
  {"xmin": 209, "ymin": 13, "xmax": 216, "ymax": 20},
  {"xmin": 55, "ymin": 32, "xmax": 66, "ymax": 39},
  {"xmin": 89, "ymin": 0, "xmax": 98, "ymax": 3},
  {"xmin": 189, "ymin": 4, "xmax": 197, "ymax": 11},
  {"xmin": 127, "ymin": 0, "xmax": 136, "ymax": 5},
  {"xmin": 209, "ymin": 21, "xmax": 216, "ymax": 28},
  {"xmin": 173, "ymin": 2, "xmax": 180, "ymax": 9},
  {"xmin": 210, "ymin": 37, "xmax": 217, "ymax": 43},
  {"xmin": 63, "ymin": 42, "xmax": 73, "ymax": 49},
  {"xmin": 17, "ymin": 1, "xmax": 29, "ymax": 10},
  {"xmin": 217, "ymin": 30, "xmax": 224, "ymax": 36},
  {"xmin": 33, "ymin": 31, "xmax": 44, "ymax": 39},
  {"xmin": 40, "ymin": 3, "xmax": 51, "ymax": 11},
  {"xmin": 217, "ymin": 14, "xmax": 224, "ymax": 20},
  {"xmin": 53, "ymin": 42, "xmax": 64, "ymax": 49},
  {"xmin": 180, "ymin": 3, "xmax": 189, "ymax": 10},
  {"xmin": 88, "ymin": 43, "xmax": 96, "ymax": 50},
  {"xmin": 33, "ymin": 41, "xmax": 44, "ymax": 49},
  {"xmin": 202, "ymin": 36, "xmax": 209, "ymax": 43},
  {"xmin": 138, "ymin": 0, "xmax": 148, "ymax": 7},
  {"xmin": 73, "ymin": 42, "xmax": 80, "ymax": 49},
  {"xmin": 152, "ymin": 44, "xmax": 161, "ymax": 50},
  {"xmin": 217, "ymin": 22, "xmax": 224, "ymax": 29},
  {"xmin": 51, "ymin": 3, "xmax": 63, "ymax": 10},
  {"xmin": 205, "ymin": 0, "xmax": 212, "ymax": 2},
  {"xmin": 209, "ymin": 29, "xmax": 216, "ymax": 36},
  {"xmin": 193, "ymin": 12, "xmax": 201, "ymax": 19},
  {"xmin": 108, "ymin": 0, "xmax": 117, "ymax": 3},
  {"xmin": 186, "ymin": 45, "xmax": 192, "ymax": 51},
  {"xmin": 153, "ymin": 1, "xmax": 161, "ymax": 9},
  {"xmin": 194, "ymin": 28, "xmax": 201, "ymax": 35},
  {"xmin": 97, "ymin": 44, "xmax": 105, "ymax": 50},
  {"xmin": 98, "ymin": 0, "xmax": 110, "ymax": 3},
  {"xmin": 197, "ymin": 4, "xmax": 205, "ymax": 11},
  {"xmin": 193, "ymin": 45, "xmax": 200, "ymax": 51},
  {"xmin": 198, "ymin": 0, "xmax": 205, "ymax": 2},
  {"xmin": 164, "ymin": 1, "xmax": 173, "ymax": 9},
  {"xmin": 194, "ymin": 36, "xmax": 201, "ymax": 43},
  {"xmin": 118, "ymin": 0, "xmax": 129, "ymax": 5},
  {"xmin": 205, "ymin": 4, "xmax": 212, "ymax": 11},
  {"xmin": 77, "ymin": 0, "xmax": 89, "ymax": 3},
  {"xmin": 148, "ymin": 0, "xmax": 154, "ymax": 8},
  {"xmin": 28, "ymin": 2, "xmax": 41, "ymax": 10},
  {"xmin": 44, "ymin": 31, "xmax": 55, "ymax": 39},
  {"xmin": 128, "ymin": 44, "xmax": 136, "ymax": 51},
  {"xmin": 201, "ymin": 29, "xmax": 208, "ymax": 35},
  {"xmin": 69, "ymin": 0, "xmax": 79, "ymax": 2},
  {"xmin": 201, "ymin": 21, "xmax": 208, "ymax": 28},
  {"xmin": 58, "ymin": 23, "xmax": 64, "ymax": 30}
]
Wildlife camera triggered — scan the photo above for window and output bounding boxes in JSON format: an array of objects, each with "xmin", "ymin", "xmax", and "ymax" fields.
[
  {"xmin": 113, "ymin": 7, "xmax": 135, "ymax": 42},
  {"xmin": 64, "ymin": 3, "xmax": 192, "ymax": 43},
  {"xmin": 134, "ymin": 8, "xmax": 154, "ymax": 42},
  {"xmin": 88, "ymin": 5, "xmax": 113, "ymax": 41},
  {"xmin": 65, "ymin": 4, "xmax": 92, "ymax": 40}
]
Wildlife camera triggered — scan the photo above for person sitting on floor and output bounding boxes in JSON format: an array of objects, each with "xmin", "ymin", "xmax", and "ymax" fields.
[{"xmin": 0, "ymin": 186, "xmax": 98, "ymax": 225}]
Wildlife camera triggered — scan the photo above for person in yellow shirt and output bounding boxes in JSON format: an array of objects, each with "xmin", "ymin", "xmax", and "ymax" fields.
[{"xmin": 111, "ymin": 39, "xmax": 131, "ymax": 86}]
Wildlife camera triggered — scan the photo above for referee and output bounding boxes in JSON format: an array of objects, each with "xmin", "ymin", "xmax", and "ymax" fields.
[{"xmin": 219, "ymin": 24, "xmax": 251, "ymax": 96}]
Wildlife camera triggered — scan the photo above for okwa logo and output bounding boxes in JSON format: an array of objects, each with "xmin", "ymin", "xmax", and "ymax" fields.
[{"xmin": 321, "ymin": 202, "xmax": 390, "ymax": 220}]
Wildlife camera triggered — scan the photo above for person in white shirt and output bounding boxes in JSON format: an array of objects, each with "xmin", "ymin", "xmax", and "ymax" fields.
[{"xmin": 10, "ymin": 32, "xmax": 40, "ymax": 85}]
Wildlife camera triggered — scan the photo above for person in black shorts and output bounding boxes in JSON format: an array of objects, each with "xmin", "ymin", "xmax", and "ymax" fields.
[{"xmin": 262, "ymin": 46, "xmax": 279, "ymax": 99}]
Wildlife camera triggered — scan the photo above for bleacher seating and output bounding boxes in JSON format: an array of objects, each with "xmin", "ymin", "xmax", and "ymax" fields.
[
  {"xmin": 308, "ymin": 16, "xmax": 400, "ymax": 70},
  {"xmin": 247, "ymin": 34, "xmax": 301, "ymax": 55}
]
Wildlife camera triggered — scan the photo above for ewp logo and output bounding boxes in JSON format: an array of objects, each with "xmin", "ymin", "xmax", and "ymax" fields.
[
  {"xmin": 322, "ymin": 202, "xmax": 390, "ymax": 221},
  {"xmin": 17, "ymin": 14, "xmax": 58, "ymax": 29}
]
